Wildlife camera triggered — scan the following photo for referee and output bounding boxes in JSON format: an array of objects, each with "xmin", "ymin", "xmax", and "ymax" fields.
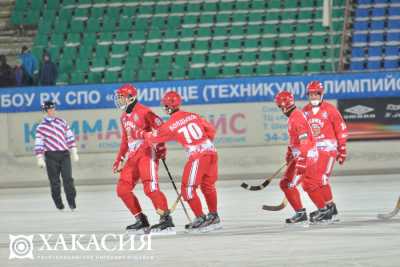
[{"xmin": 34, "ymin": 100, "xmax": 79, "ymax": 211}]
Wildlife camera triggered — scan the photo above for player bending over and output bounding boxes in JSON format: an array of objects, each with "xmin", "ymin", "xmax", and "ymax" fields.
[
  {"xmin": 275, "ymin": 91, "xmax": 332, "ymax": 224},
  {"xmin": 113, "ymin": 84, "xmax": 174, "ymax": 235},
  {"xmin": 135, "ymin": 91, "xmax": 222, "ymax": 233},
  {"xmin": 303, "ymin": 81, "xmax": 348, "ymax": 221}
]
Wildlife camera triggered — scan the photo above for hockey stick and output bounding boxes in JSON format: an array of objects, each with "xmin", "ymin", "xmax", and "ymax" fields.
[
  {"xmin": 240, "ymin": 162, "xmax": 287, "ymax": 191},
  {"xmin": 161, "ymin": 159, "xmax": 192, "ymax": 223},
  {"xmin": 377, "ymin": 196, "xmax": 400, "ymax": 220},
  {"xmin": 262, "ymin": 198, "xmax": 288, "ymax": 211}
]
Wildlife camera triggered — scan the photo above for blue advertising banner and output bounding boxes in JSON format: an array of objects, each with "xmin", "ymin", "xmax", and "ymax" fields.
[{"xmin": 1, "ymin": 71, "xmax": 400, "ymax": 113}]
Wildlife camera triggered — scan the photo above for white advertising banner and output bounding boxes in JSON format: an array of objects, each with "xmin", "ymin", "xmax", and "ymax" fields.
[{"xmin": 9, "ymin": 100, "xmax": 322, "ymax": 156}]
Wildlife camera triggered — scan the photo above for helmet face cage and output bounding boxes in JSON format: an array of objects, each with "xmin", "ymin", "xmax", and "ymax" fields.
[
  {"xmin": 114, "ymin": 84, "xmax": 137, "ymax": 110},
  {"xmin": 307, "ymin": 81, "xmax": 324, "ymax": 106},
  {"xmin": 161, "ymin": 92, "xmax": 181, "ymax": 113},
  {"xmin": 275, "ymin": 92, "xmax": 295, "ymax": 113}
]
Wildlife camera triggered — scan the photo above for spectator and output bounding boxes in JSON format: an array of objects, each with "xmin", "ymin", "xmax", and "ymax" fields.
[
  {"xmin": 19, "ymin": 45, "xmax": 38, "ymax": 85},
  {"xmin": 39, "ymin": 52, "xmax": 58, "ymax": 85},
  {"xmin": 0, "ymin": 55, "xmax": 14, "ymax": 87},
  {"xmin": 14, "ymin": 58, "xmax": 30, "ymax": 86}
]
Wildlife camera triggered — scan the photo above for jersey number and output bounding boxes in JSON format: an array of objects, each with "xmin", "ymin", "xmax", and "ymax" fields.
[{"xmin": 177, "ymin": 123, "xmax": 203, "ymax": 144}]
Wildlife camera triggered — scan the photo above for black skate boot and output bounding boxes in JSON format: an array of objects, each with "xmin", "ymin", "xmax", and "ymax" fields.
[
  {"xmin": 310, "ymin": 207, "xmax": 332, "ymax": 224},
  {"xmin": 185, "ymin": 215, "xmax": 207, "ymax": 233},
  {"xmin": 327, "ymin": 202, "xmax": 339, "ymax": 222},
  {"xmin": 285, "ymin": 208, "xmax": 308, "ymax": 225},
  {"xmin": 149, "ymin": 212, "xmax": 176, "ymax": 235},
  {"xmin": 201, "ymin": 212, "xmax": 223, "ymax": 232},
  {"xmin": 126, "ymin": 213, "xmax": 150, "ymax": 234}
]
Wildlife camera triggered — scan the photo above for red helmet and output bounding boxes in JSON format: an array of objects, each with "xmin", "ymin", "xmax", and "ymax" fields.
[
  {"xmin": 307, "ymin": 81, "xmax": 324, "ymax": 94},
  {"xmin": 275, "ymin": 91, "xmax": 295, "ymax": 111},
  {"xmin": 161, "ymin": 91, "xmax": 182, "ymax": 110},
  {"xmin": 115, "ymin": 84, "xmax": 137, "ymax": 110}
]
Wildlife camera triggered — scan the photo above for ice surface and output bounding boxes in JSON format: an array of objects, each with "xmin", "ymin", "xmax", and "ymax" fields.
[{"xmin": 1, "ymin": 174, "xmax": 399, "ymax": 267}]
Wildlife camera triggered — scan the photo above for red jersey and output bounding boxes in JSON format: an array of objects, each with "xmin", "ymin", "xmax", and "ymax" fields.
[
  {"xmin": 146, "ymin": 110, "xmax": 216, "ymax": 159},
  {"xmin": 116, "ymin": 103, "xmax": 163, "ymax": 160},
  {"xmin": 303, "ymin": 101, "xmax": 348, "ymax": 152},
  {"xmin": 288, "ymin": 109, "xmax": 318, "ymax": 161}
]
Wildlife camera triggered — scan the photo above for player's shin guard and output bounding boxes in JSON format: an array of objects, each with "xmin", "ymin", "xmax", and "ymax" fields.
[
  {"xmin": 117, "ymin": 181, "xmax": 142, "ymax": 215},
  {"xmin": 183, "ymin": 189, "xmax": 204, "ymax": 217},
  {"xmin": 280, "ymin": 180, "xmax": 303, "ymax": 211},
  {"xmin": 143, "ymin": 181, "xmax": 168, "ymax": 211},
  {"xmin": 201, "ymin": 185, "xmax": 218, "ymax": 213},
  {"xmin": 306, "ymin": 188, "xmax": 326, "ymax": 209},
  {"xmin": 118, "ymin": 192, "xmax": 142, "ymax": 215},
  {"xmin": 321, "ymin": 184, "xmax": 333, "ymax": 204}
]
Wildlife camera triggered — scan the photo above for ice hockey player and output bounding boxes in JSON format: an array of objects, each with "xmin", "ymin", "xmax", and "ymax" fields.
[
  {"xmin": 113, "ymin": 84, "xmax": 174, "ymax": 235},
  {"xmin": 303, "ymin": 81, "xmax": 348, "ymax": 221},
  {"xmin": 275, "ymin": 91, "xmax": 332, "ymax": 224},
  {"xmin": 133, "ymin": 91, "xmax": 221, "ymax": 233}
]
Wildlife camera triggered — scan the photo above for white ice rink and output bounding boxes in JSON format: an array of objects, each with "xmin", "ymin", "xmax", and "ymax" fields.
[{"xmin": 1, "ymin": 174, "xmax": 399, "ymax": 267}]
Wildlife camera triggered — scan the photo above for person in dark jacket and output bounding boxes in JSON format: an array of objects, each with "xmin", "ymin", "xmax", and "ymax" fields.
[
  {"xmin": 14, "ymin": 58, "xmax": 31, "ymax": 86},
  {"xmin": 39, "ymin": 52, "xmax": 58, "ymax": 85},
  {"xmin": 0, "ymin": 55, "xmax": 14, "ymax": 87}
]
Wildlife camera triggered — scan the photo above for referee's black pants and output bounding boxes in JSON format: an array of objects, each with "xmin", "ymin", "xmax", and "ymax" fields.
[{"xmin": 45, "ymin": 151, "xmax": 76, "ymax": 209}]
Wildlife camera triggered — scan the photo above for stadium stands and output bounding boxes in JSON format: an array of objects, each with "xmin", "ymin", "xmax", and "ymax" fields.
[
  {"xmin": 10, "ymin": 0, "xmax": 346, "ymax": 84},
  {"xmin": 349, "ymin": 0, "xmax": 400, "ymax": 71}
]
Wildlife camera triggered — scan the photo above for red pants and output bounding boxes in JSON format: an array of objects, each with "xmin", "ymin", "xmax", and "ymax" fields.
[
  {"xmin": 316, "ymin": 150, "xmax": 337, "ymax": 203},
  {"xmin": 116, "ymin": 151, "xmax": 168, "ymax": 216},
  {"xmin": 181, "ymin": 153, "xmax": 218, "ymax": 217},
  {"xmin": 280, "ymin": 158, "xmax": 326, "ymax": 211}
]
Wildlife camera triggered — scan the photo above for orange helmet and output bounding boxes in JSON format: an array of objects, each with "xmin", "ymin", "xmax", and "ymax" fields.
[
  {"xmin": 114, "ymin": 84, "xmax": 138, "ymax": 110},
  {"xmin": 161, "ymin": 91, "xmax": 182, "ymax": 111},
  {"xmin": 306, "ymin": 80, "xmax": 324, "ymax": 94}
]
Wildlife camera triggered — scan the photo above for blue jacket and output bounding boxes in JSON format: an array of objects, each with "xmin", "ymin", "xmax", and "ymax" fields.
[{"xmin": 19, "ymin": 52, "xmax": 38, "ymax": 78}]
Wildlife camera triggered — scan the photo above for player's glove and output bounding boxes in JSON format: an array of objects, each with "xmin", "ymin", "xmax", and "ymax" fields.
[
  {"xmin": 286, "ymin": 146, "xmax": 294, "ymax": 164},
  {"xmin": 337, "ymin": 144, "xmax": 346, "ymax": 165},
  {"xmin": 155, "ymin": 143, "xmax": 167, "ymax": 160},
  {"xmin": 295, "ymin": 156, "xmax": 307, "ymax": 176},
  {"xmin": 36, "ymin": 155, "xmax": 46, "ymax": 168},
  {"xmin": 70, "ymin": 147, "xmax": 79, "ymax": 162},
  {"xmin": 112, "ymin": 156, "xmax": 124, "ymax": 173}
]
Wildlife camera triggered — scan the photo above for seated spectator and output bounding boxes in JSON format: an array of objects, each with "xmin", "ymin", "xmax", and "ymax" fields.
[
  {"xmin": 0, "ymin": 55, "xmax": 14, "ymax": 87},
  {"xmin": 19, "ymin": 46, "xmax": 38, "ymax": 85},
  {"xmin": 39, "ymin": 52, "xmax": 58, "ymax": 86}
]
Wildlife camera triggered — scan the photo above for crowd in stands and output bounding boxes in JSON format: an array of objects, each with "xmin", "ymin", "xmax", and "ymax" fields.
[{"xmin": 0, "ymin": 45, "xmax": 57, "ymax": 88}]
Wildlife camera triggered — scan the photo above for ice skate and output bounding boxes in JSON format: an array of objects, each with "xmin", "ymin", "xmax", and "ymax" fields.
[
  {"xmin": 327, "ymin": 203, "xmax": 339, "ymax": 222},
  {"xmin": 200, "ymin": 212, "xmax": 223, "ymax": 233},
  {"xmin": 126, "ymin": 213, "xmax": 150, "ymax": 234},
  {"xmin": 149, "ymin": 213, "xmax": 176, "ymax": 236},
  {"xmin": 185, "ymin": 215, "xmax": 207, "ymax": 233},
  {"xmin": 285, "ymin": 208, "xmax": 308, "ymax": 226},
  {"xmin": 310, "ymin": 207, "xmax": 332, "ymax": 224}
]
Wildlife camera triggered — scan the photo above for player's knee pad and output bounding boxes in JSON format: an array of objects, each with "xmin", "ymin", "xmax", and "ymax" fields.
[
  {"xmin": 200, "ymin": 182, "xmax": 215, "ymax": 195},
  {"xmin": 302, "ymin": 178, "xmax": 320, "ymax": 193},
  {"xmin": 181, "ymin": 184, "xmax": 197, "ymax": 201},
  {"xmin": 143, "ymin": 181, "xmax": 159, "ymax": 197},
  {"xmin": 279, "ymin": 178, "xmax": 290, "ymax": 190},
  {"xmin": 116, "ymin": 181, "xmax": 133, "ymax": 198}
]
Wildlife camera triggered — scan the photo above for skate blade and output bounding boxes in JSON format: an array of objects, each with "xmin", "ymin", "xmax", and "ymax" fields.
[
  {"xmin": 285, "ymin": 221, "xmax": 309, "ymax": 228},
  {"xmin": 200, "ymin": 223, "xmax": 223, "ymax": 233},
  {"xmin": 149, "ymin": 227, "xmax": 176, "ymax": 236},
  {"xmin": 126, "ymin": 228, "xmax": 149, "ymax": 235}
]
